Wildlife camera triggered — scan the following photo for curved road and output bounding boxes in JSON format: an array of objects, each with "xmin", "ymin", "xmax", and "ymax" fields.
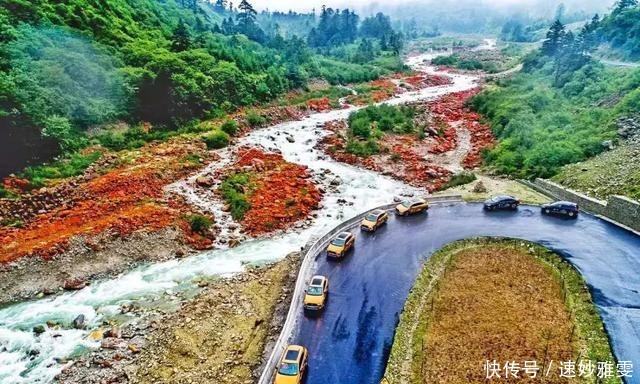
[{"xmin": 293, "ymin": 203, "xmax": 640, "ymax": 384}]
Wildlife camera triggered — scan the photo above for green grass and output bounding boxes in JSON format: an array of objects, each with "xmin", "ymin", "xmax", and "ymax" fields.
[
  {"xmin": 344, "ymin": 104, "xmax": 417, "ymax": 157},
  {"xmin": 385, "ymin": 238, "xmax": 620, "ymax": 384},
  {"xmin": 443, "ymin": 171, "xmax": 477, "ymax": 189},
  {"xmin": 186, "ymin": 214, "xmax": 213, "ymax": 235},
  {"xmin": 20, "ymin": 151, "xmax": 103, "ymax": 189},
  {"xmin": 471, "ymin": 61, "xmax": 640, "ymax": 178},
  {"xmin": 203, "ymin": 130, "xmax": 230, "ymax": 150},
  {"xmin": 219, "ymin": 173, "xmax": 252, "ymax": 221},
  {"xmin": 552, "ymin": 142, "xmax": 640, "ymax": 201},
  {"xmin": 245, "ymin": 110, "xmax": 268, "ymax": 128}
]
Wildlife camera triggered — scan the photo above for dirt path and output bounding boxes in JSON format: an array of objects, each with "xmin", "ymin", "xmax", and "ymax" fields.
[{"xmin": 424, "ymin": 121, "xmax": 472, "ymax": 173}]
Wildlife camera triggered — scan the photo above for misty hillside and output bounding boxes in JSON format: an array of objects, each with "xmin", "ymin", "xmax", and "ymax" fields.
[
  {"xmin": 471, "ymin": 1, "xmax": 640, "ymax": 178},
  {"xmin": 0, "ymin": 0, "xmax": 399, "ymax": 178}
]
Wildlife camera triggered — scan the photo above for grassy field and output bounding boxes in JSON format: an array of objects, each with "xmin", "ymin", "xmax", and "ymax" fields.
[
  {"xmin": 435, "ymin": 174, "xmax": 552, "ymax": 205},
  {"xmin": 385, "ymin": 238, "xmax": 619, "ymax": 384},
  {"xmin": 553, "ymin": 141, "xmax": 640, "ymax": 201}
]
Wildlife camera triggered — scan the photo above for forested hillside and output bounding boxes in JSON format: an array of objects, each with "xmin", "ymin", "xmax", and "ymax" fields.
[
  {"xmin": 472, "ymin": 1, "xmax": 640, "ymax": 179},
  {"xmin": 597, "ymin": 0, "xmax": 640, "ymax": 59},
  {"xmin": 0, "ymin": 0, "xmax": 400, "ymax": 177}
]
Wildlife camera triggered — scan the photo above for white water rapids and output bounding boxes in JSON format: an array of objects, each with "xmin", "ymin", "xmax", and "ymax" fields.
[{"xmin": 0, "ymin": 50, "xmax": 482, "ymax": 383}]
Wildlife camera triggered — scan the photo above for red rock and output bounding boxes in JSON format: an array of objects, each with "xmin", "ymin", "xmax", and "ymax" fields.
[{"xmin": 63, "ymin": 278, "xmax": 87, "ymax": 290}]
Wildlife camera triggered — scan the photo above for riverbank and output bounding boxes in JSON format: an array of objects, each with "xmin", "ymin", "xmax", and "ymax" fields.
[
  {"xmin": 55, "ymin": 253, "xmax": 300, "ymax": 383},
  {"xmin": 0, "ymin": 65, "xmax": 451, "ymax": 306},
  {"xmin": 384, "ymin": 238, "xmax": 619, "ymax": 384}
]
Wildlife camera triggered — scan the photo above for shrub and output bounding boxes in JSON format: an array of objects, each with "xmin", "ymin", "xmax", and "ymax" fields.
[
  {"xmin": 445, "ymin": 171, "xmax": 477, "ymax": 189},
  {"xmin": 346, "ymin": 139, "xmax": 380, "ymax": 157},
  {"xmin": 220, "ymin": 119, "xmax": 239, "ymax": 136},
  {"xmin": 21, "ymin": 151, "xmax": 103, "ymax": 188},
  {"xmin": 187, "ymin": 214, "xmax": 213, "ymax": 234},
  {"xmin": 0, "ymin": 187, "xmax": 11, "ymax": 199},
  {"xmin": 203, "ymin": 130, "xmax": 230, "ymax": 149},
  {"xmin": 219, "ymin": 173, "xmax": 252, "ymax": 220},
  {"xmin": 246, "ymin": 110, "xmax": 267, "ymax": 127},
  {"xmin": 350, "ymin": 118, "xmax": 372, "ymax": 138}
]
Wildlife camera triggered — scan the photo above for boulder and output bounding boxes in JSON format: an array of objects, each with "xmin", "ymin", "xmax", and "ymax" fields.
[
  {"xmin": 472, "ymin": 181, "xmax": 488, "ymax": 193},
  {"xmin": 100, "ymin": 339, "xmax": 122, "ymax": 350},
  {"xmin": 33, "ymin": 325, "xmax": 45, "ymax": 335},
  {"xmin": 63, "ymin": 278, "xmax": 87, "ymax": 291},
  {"xmin": 104, "ymin": 326, "xmax": 122, "ymax": 339},
  {"xmin": 228, "ymin": 238, "xmax": 241, "ymax": 248},
  {"xmin": 128, "ymin": 344, "xmax": 141, "ymax": 354},
  {"xmin": 72, "ymin": 314, "xmax": 86, "ymax": 330},
  {"xmin": 195, "ymin": 175, "xmax": 215, "ymax": 188}
]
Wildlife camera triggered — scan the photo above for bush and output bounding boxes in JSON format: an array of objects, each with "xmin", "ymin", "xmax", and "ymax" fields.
[
  {"xmin": 246, "ymin": 110, "xmax": 267, "ymax": 127},
  {"xmin": 346, "ymin": 139, "xmax": 380, "ymax": 157},
  {"xmin": 445, "ymin": 171, "xmax": 477, "ymax": 189},
  {"xmin": 203, "ymin": 130, "xmax": 230, "ymax": 149},
  {"xmin": 187, "ymin": 214, "xmax": 213, "ymax": 234},
  {"xmin": 469, "ymin": 62, "xmax": 631, "ymax": 178},
  {"xmin": 350, "ymin": 118, "xmax": 372, "ymax": 138},
  {"xmin": 219, "ymin": 173, "xmax": 252, "ymax": 220},
  {"xmin": 220, "ymin": 119, "xmax": 239, "ymax": 136},
  {"xmin": 432, "ymin": 55, "xmax": 459, "ymax": 66},
  {"xmin": 21, "ymin": 151, "xmax": 103, "ymax": 188}
]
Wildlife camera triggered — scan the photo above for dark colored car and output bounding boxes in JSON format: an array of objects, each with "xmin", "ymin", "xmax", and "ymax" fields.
[
  {"xmin": 484, "ymin": 195, "xmax": 520, "ymax": 211},
  {"xmin": 541, "ymin": 201, "xmax": 579, "ymax": 218}
]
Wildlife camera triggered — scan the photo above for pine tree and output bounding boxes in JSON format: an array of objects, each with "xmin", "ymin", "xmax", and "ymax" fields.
[
  {"xmin": 614, "ymin": 0, "xmax": 638, "ymax": 13},
  {"xmin": 171, "ymin": 19, "xmax": 191, "ymax": 52},
  {"xmin": 213, "ymin": 0, "xmax": 227, "ymax": 13},
  {"xmin": 235, "ymin": 0, "xmax": 266, "ymax": 42},
  {"xmin": 237, "ymin": 0, "xmax": 257, "ymax": 29},
  {"xmin": 542, "ymin": 20, "xmax": 565, "ymax": 57}
]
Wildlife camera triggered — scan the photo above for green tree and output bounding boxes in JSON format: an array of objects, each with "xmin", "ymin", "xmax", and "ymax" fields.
[
  {"xmin": 614, "ymin": 0, "xmax": 638, "ymax": 14},
  {"xmin": 542, "ymin": 20, "xmax": 565, "ymax": 57},
  {"xmin": 171, "ymin": 19, "xmax": 191, "ymax": 52},
  {"xmin": 214, "ymin": 0, "xmax": 227, "ymax": 13}
]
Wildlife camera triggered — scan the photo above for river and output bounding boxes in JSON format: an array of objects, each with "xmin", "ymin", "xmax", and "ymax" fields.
[{"xmin": 0, "ymin": 49, "xmax": 481, "ymax": 383}]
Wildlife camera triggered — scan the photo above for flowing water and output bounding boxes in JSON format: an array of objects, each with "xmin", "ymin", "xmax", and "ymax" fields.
[{"xmin": 0, "ymin": 51, "xmax": 482, "ymax": 384}]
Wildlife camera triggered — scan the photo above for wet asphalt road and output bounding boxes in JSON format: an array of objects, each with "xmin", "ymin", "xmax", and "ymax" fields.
[{"xmin": 293, "ymin": 203, "xmax": 640, "ymax": 384}]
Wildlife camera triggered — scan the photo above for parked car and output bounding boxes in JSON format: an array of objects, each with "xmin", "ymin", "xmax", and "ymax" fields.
[
  {"xmin": 484, "ymin": 195, "xmax": 520, "ymax": 211},
  {"xmin": 326, "ymin": 231, "xmax": 355, "ymax": 259},
  {"xmin": 274, "ymin": 345, "xmax": 308, "ymax": 384},
  {"xmin": 304, "ymin": 275, "xmax": 329, "ymax": 311},
  {"xmin": 395, "ymin": 198, "xmax": 429, "ymax": 216},
  {"xmin": 361, "ymin": 209, "xmax": 389, "ymax": 232},
  {"xmin": 541, "ymin": 201, "xmax": 579, "ymax": 218}
]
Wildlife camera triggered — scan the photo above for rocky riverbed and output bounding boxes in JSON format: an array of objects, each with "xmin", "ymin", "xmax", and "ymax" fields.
[{"xmin": 55, "ymin": 253, "xmax": 300, "ymax": 384}]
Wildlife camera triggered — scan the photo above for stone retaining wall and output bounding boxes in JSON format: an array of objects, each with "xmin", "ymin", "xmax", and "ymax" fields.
[{"xmin": 530, "ymin": 178, "xmax": 640, "ymax": 233}]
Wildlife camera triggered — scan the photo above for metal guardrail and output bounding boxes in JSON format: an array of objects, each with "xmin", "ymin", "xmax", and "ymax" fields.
[{"xmin": 258, "ymin": 195, "xmax": 462, "ymax": 384}]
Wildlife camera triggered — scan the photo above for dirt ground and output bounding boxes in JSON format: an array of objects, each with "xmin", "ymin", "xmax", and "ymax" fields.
[
  {"xmin": 422, "ymin": 245, "xmax": 575, "ymax": 383},
  {"xmin": 436, "ymin": 174, "xmax": 552, "ymax": 205},
  {"xmin": 56, "ymin": 253, "xmax": 301, "ymax": 384}
]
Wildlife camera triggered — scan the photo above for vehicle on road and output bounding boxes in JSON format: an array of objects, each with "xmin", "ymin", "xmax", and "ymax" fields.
[
  {"xmin": 274, "ymin": 345, "xmax": 308, "ymax": 384},
  {"xmin": 327, "ymin": 231, "xmax": 355, "ymax": 259},
  {"xmin": 361, "ymin": 209, "xmax": 389, "ymax": 232},
  {"xmin": 304, "ymin": 275, "xmax": 329, "ymax": 311},
  {"xmin": 395, "ymin": 198, "xmax": 429, "ymax": 216},
  {"xmin": 484, "ymin": 195, "xmax": 520, "ymax": 211},
  {"xmin": 541, "ymin": 201, "xmax": 579, "ymax": 218}
]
